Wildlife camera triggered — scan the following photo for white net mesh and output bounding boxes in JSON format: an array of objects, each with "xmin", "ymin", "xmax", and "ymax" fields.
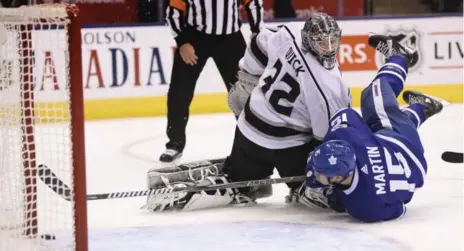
[{"xmin": 0, "ymin": 4, "xmax": 78, "ymax": 251}]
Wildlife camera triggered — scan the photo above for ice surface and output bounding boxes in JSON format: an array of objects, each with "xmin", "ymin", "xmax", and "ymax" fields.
[
  {"xmin": 82, "ymin": 222, "xmax": 408, "ymax": 251},
  {"xmin": 82, "ymin": 105, "xmax": 463, "ymax": 251}
]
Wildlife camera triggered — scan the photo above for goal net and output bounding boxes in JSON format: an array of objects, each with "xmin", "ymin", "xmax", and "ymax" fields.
[{"xmin": 0, "ymin": 4, "xmax": 88, "ymax": 251}]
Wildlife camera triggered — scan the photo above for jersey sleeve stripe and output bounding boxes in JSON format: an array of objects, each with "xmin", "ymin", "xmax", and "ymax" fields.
[
  {"xmin": 249, "ymin": 35, "xmax": 268, "ymax": 67},
  {"xmin": 282, "ymin": 26, "xmax": 331, "ymax": 121},
  {"xmin": 402, "ymin": 107, "xmax": 421, "ymax": 129},
  {"xmin": 166, "ymin": 7, "xmax": 183, "ymax": 37},
  {"xmin": 343, "ymin": 168, "xmax": 360, "ymax": 195},
  {"xmin": 372, "ymin": 79, "xmax": 393, "ymax": 129},
  {"xmin": 243, "ymin": 99, "xmax": 306, "ymax": 137},
  {"xmin": 397, "ymin": 203, "xmax": 407, "ymax": 220}
]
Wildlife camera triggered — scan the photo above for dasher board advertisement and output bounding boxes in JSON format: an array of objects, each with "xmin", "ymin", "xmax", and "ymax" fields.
[{"xmin": 22, "ymin": 15, "xmax": 464, "ymax": 120}]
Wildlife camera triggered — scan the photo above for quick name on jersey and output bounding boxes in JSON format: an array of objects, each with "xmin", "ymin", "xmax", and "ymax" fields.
[{"xmin": 285, "ymin": 47, "xmax": 304, "ymax": 76}]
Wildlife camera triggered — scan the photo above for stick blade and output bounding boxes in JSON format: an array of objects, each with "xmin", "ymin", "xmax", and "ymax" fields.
[
  {"xmin": 38, "ymin": 164, "xmax": 73, "ymax": 201},
  {"xmin": 441, "ymin": 151, "xmax": 463, "ymax": 164}
]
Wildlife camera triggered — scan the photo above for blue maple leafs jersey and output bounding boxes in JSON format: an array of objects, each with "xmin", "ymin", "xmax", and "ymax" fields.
[{"xmin": 308, "ymin": 107, "xmax": 428, "ymax": 222}]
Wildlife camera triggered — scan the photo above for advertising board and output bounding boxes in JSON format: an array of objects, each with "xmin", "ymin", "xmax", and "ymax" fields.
[{"xmin": 28, "ymin": 15, "xmax": 463, "ymax": 119}]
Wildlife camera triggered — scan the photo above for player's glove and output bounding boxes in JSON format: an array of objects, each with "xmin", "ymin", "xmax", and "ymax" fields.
[
  {"xmin": 325, "ymin": 185, "xmax": 346, "ymax": 213},
  {"xmin": 287, "ymin": 171, "xmax": 346, "ymax": 213},
  {"xmin": 298, "ymin": 183, "xmax": 332, "ymax": 210},
  {"xmin": 285, "ymin": 180, "xmax": 331, "ymax": 210},
  {"xmin": 290, "ymin": 183, "xmax": 346, "ymax": 213}
]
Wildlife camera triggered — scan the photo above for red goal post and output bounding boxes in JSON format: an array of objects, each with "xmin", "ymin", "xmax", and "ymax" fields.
[{"xmin": 0, "ymin": 4, "xmax": 88, "ymax": 251}]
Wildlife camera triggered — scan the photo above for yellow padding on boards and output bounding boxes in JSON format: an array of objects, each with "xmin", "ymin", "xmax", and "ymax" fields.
[
  {"xmin": 29, "ymin": 83, "xmax": 463, "ymax": 122},
  {"xmin": 83, "ymin": 93, "xmax": 230, "ymax": 120},
  {"xmin": 351, "ymin": 83, "xmax": 463, "ymax": 107}
]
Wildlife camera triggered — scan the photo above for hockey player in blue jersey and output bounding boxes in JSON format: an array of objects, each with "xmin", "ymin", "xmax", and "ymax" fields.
[{"xmin": 302, "ymin": 34, "xmax": 445, "ymax": 222}]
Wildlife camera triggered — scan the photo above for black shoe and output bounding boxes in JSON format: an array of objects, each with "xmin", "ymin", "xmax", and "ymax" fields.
[
  {"xmin": 368, "ymin": 34, "xmax": 414, "ymax": 67},
  {"xmin": 402, "ymin": 90, "xmax": 444, "ymax": 121},
  {"xmin": 159, "ymin": 142, "xmax": 183, "ymax": 163}
]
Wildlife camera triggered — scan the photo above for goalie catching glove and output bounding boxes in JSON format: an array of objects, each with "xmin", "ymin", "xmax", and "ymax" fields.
[{"xmin": 228, "ymin": 70, "xmax": 259, "ymax": 117}]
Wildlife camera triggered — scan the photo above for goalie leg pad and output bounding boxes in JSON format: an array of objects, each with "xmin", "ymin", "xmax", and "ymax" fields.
[
  {"xmin": 243, "ymin": 177, "xmax": 273, "ymax": 200},
  {"xmin": 144, "ymin": 176, "xmax": 238, "ymax": 212},
  {"xmin": 183, "ymin": 176, "xmax": 236, "ymax": 211},
  {"xmin": 147, "ymin": 162, "xmax": 223, "ymax": 189}
]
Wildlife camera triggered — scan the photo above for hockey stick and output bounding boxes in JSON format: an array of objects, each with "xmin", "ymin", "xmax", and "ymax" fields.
[
  {"xmin": 441, "ymin": 151, "xmax": 463, "ymax": 164},
  {"xmin": 37, "ymin": 164, "xmax": 305, "ymax": 201},
  {"xmin": 38, "ymin": 164, "xmax": 73, "ymax": 201}
]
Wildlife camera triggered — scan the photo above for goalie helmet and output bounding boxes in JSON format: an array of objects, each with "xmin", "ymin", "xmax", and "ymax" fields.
[{"xmin": 301, "ymin": 12, "xmax": 342, "ymax": 70}]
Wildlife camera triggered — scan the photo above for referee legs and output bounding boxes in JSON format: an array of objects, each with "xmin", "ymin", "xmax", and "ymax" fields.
[
  {"xmin": 212, "ymin": 33, "xmax": 247, "ymax": 91},
  {"xmin": 161, "ymin": 32, "xmax": 246, "ymax": 163},
  {"xmin": 162, "ymin": 46, "xmax": 208, "ymax": 162}
]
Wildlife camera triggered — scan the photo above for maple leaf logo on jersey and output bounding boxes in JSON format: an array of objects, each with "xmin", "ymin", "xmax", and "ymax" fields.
[
  {"xmin": 328, "ymin": 156, "xmax": 337, "ymax": 165},
  {"xmin": 375, "ymin": 27, "xmax": 423, "ymax": 73}
]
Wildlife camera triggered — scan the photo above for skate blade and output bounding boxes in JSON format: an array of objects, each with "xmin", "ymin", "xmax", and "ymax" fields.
[{"xmin": 423, "ymin": 93, "xmax": 452, "ymax": 107}]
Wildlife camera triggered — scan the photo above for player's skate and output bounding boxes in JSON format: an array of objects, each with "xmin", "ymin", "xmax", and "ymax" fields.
[
  {"xmin": 402, "ymin": 90, "xmax": 445, "ymax": 120},
  {"xmin": 368, "ymin": 34, "xmax": 414, "ymax": 66}
]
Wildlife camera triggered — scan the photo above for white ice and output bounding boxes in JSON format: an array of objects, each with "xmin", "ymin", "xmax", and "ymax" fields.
[{"xmin": 82, "ymin": 104, "xmax": 463, "ymax": 251}]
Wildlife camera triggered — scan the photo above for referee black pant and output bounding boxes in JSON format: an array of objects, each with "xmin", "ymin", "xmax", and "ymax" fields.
[{"xmin": 166, "ymin": 28, "xmax": 246, "ymax": 152}]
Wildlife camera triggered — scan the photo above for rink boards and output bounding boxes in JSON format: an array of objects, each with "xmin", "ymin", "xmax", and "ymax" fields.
[{"xmin": 7, "ymin": 14, "xmax": 463, "ymax": 120}]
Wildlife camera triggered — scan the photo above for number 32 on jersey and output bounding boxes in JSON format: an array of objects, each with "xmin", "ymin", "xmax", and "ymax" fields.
[{"xmin": 261, "ymin": 59, "xmax": 301, "ymax": 116}]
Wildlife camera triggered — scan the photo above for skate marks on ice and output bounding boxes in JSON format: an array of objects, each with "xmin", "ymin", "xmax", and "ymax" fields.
[
  {"xmin": 117, "ymin": 114, "xmax": 236, "ymax": 165},
  {"xmin": 85, "ymin": 221, "xmax": 407, "ymax": 251},
  {"xmin": 120, "ymin": 135, "xmax": 165, "ymax": 164}
]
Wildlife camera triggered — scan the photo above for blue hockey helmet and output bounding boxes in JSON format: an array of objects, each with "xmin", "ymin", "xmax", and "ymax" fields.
[{"xmin": 310, "ymin": 140, "xmax": 356, "ymax": 179}]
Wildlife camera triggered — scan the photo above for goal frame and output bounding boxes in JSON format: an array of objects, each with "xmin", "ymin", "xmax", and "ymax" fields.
[{"xmin": 17, "ymin": 4, "xmax": 88, "ymax": 250}]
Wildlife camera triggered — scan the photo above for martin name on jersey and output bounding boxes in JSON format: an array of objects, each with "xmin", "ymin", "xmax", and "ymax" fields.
[
  {"xmin": 308, "ymin": 107, "xmax": 427, "ymax": 222},
  {"xmin": 237, "ymin": 25, "xmax": 352, "ymax": 149}
]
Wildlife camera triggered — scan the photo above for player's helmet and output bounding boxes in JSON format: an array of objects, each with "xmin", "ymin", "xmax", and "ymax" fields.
[
  {"xmin": 310, "ymin": 140, "xmax": 356, "ymax": 179},
  {"xmin": 301, "ymin": 12, "xmax": 342, "ymax": 70}
]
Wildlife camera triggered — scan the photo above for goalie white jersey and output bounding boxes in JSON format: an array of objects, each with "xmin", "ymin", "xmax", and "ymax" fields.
[{"xmin": 237, "ymin": 25, "xmax": 352, "ymax": 149}]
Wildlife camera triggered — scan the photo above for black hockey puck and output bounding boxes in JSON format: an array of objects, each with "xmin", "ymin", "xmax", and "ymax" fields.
[{"xmin": 41, "ymin": 234, "xmax": 56, "ymax": 240}]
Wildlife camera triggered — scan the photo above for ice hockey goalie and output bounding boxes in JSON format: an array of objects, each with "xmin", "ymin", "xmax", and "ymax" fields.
[{"xmin": 144, "ymin": 12, "xmax": 353, "ymax": 212}]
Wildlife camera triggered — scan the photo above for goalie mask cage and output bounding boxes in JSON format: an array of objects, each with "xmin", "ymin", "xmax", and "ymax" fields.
[{"xmin": 0, "ymin": 4, "xmax": 88, "ymax": 251}]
